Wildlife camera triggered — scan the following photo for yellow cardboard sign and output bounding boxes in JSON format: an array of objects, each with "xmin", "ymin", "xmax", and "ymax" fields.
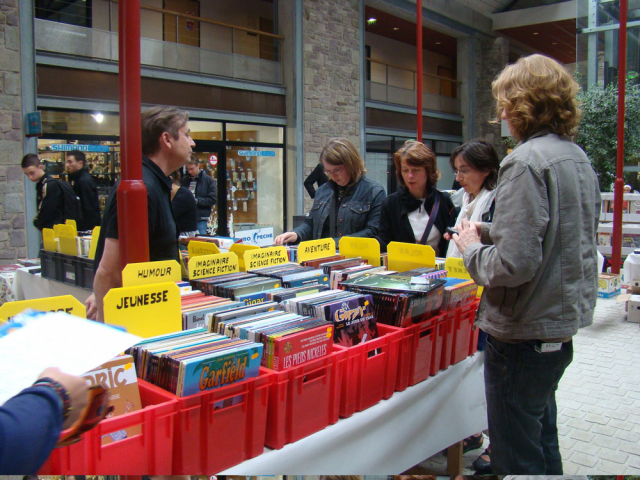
[
  {"xmin": 122, "ymin": 260, "xmax": 182, "ymax": 287},
  {"xmin": 188, "ymin": 240, "xmax": 220, "ymax": 258},
  {"xmin": 387, "ymin": 241, "xmax": 435, "ymax": 273},
  {"xmin": 244, "ymin": 246, "xmax": 289, "ymax": 271},
  {"xmin": 57, "ymin": 224, "xmax": 78, "ymax": 256},
  {"xmin": 0, "ymin": 295, "xmax": 86, "ymax": 322},
  {"xmin": 445, "ymin": 257, "xmax": 484, "ymax": 296},
  {"xmin": 42, "ymin": 228, "xmax": 57, "ymax": 252},
  {"xmin": 230, "ymin": 243, "xmax": 260, "ymax": 271},
  {"xmin": 339, "ymin": 237, "xmax": 381, "ymax": 267},
  {"xmin": 66, "ymin": 219, "xmax": 77, "ymax": 230},
  {"xmin": 104, "ymin": 282, "xmax": 181, "ymax": 337},
  {"xmin": 189, "ymin": 252, "xmax": 239, "ymax": 279},
  {"xmin": 298, "ymin": 238, "xmax": 336, "ymax": 263},
  {"xmin": 88, "ymin": 226, "xmax": 100, "ymax": 260}
]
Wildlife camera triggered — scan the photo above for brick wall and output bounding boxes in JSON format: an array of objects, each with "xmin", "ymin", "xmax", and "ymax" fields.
[{"xmin": 0, "ymin": 0, "xmax": 26, "ymax": 264}]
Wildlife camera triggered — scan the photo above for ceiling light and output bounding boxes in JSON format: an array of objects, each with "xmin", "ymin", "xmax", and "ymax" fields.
[
  {"xmin": 533, "ymin": 32, "xmax": 539, "ymax": 35},
  {"xmin": 436, "ymin": 41, "xmax": 442, "ymax": 45},
  {"xmin": 393, "ymin": 27, "xmax": 400, "ymax": 30},
  {"xmin": 552, "ymin": 42, "xmax": 558, "ymax": 45},
  {"xmin": 92, "ymin": 113, "xmax": 104, "ymax": 123},
  {"xmin": 367, "ymin": 17, "xmax": 377, "ymax": 25}
]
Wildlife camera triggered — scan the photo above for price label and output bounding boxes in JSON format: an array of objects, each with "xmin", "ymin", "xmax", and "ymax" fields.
[
  {"xmin": 188, "ymin": 240, "xmax": 220, "ymax": 258},
  {"xmin": 104, "ymin": 282, "xmax": 181, "ymax": 337},
  {"xmin": 387, "ymin": 241, "xmax": 435, "ymax": 273},
  {"xmin": 244, "ymin": 246, "xmax": 289, "ymax": 270},
  {"xmin": 298, "ymin": 238, "xmax": 336, "ymax": 263},
  {"xmin": 42, "ymin": 228, "xmax": 57, "ymax": 252},
  {"xmin": 229, "ymin": 243, "xmax": 260, "ymax": 271},
  {"xmin": 88, "ymin": 226, "xmax": 101, "ymax": 260},
  {"xmin": 122, "ymin": 260, "xmax": 182, "ymax": 287},
  {"xmin": 189, "ymin": 252, "xmax": 239, "ymax": 279},
  {"xmin": 339, "ymin": 237, "xmax": 381, "ymax": 266},
  {"xmin": 0, "ymin": 295, "xmax": 86, "ymax": 322}
]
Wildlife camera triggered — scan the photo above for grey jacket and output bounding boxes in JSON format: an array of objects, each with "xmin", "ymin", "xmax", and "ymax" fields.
[
  {"xmin": 463, "ymin": 131, "xmax": 601, "ymax": 340},
  {"xmin": 293, "ymin": 175, "xmax": 386, "ymax": 243}
]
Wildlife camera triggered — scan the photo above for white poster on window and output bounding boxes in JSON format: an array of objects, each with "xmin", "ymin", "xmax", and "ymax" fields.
[{"xmin": 237, "ymin": 227, "xmax": 274, "ymax": 246}]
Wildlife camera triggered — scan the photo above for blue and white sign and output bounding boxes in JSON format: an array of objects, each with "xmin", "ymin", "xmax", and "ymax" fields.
[
  {"xmin": 238, "ymin": 150, "xmax": 276, "ymax": 157},
  {"xmin": 236, "ymin": 227, "xmax": 274, "ymax": 247},
  {"xmin": 50, "ymin": 144, "xmax": 111, "ymax": 153}
]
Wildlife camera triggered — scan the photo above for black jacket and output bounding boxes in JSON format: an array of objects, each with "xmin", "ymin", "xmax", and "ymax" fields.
[
  {"xmin": 180, "ymin": 170, "xmax": 217, "ymax": 220},
  {"xmin": 34, "ymin": 173, "xmax": 64, "ymax": 231},
  {"xmin": 377, "ymin": 185, "xmax": 457, "ymax": 256},
  {"xmin": 304, "ymin": 163, "xmax": 329, "ymax": 199},
  {"xmin": 68, "ymin": 167, "xmax": 101, "ymax": 231},
  {"xmin": 172, "ymin": 186, "xmax": 198, "ymax": 234}
]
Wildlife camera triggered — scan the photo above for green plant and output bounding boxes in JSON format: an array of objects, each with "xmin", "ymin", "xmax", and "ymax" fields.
[
  {"xmin": 502, "ymin": 136, "xmax": 517, "ymax": 151},
  {"xmin": 576, "ymin": 76, "xmax": 640, "ymax": 192}
]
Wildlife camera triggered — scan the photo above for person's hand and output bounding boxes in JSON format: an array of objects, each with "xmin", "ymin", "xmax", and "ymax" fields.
[
  {"xmin": 38, "ymin": 367, "xmax": 90, "ymax": 430},
  {"xmin": 274, "ymin": 232, "xmax": 298, "ymax": 245},
  {"xmin": 444, "ymin": 221, "xmax": 482, "ymax": 241},
  {"xmin": 85, "ymin": 293, "xmax": 97, "ymax": 320},
  {"xmin": 451, "ymin": 219, "xmax": 481, "ymax": 255}
]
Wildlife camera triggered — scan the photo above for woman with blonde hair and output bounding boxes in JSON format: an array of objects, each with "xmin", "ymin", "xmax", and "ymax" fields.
[{"xmin": 274, "ymin": 137, "xmax": 385, "ymax": 245}]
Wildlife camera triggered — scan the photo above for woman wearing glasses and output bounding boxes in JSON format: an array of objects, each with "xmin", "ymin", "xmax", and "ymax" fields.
[
  {"xmin": 274, "ymin": 137, "xmax": 386, "ymax": 245},
  {"xmin": 377, "ymin": 140, "xmax": 457, "ymax": 256}
]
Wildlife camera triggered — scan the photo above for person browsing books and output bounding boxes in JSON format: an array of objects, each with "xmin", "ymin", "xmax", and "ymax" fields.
[
  {"xmin": 376, "ymin": 140, "xmax": 457, "ymax": 256},
  {"xmin": 274, "ymin": 138, "xmax": 385, "ymax": 246}
]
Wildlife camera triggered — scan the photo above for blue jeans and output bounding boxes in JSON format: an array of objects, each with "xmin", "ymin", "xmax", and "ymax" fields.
[
  {"xmin": 197, "ymin": 220, "xmax": 208, "ymax": 235},
  {"xmin": 484, "ymin": 335, "xmax": 573, "ymax": 474}
]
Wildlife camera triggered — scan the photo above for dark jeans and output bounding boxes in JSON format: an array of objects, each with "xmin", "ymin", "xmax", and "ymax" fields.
[
  {"xmin": 197, "ymin": 219, "xmax": 208, "ymax": 235},
  {"xmin": 484, "ymin": 335, "xmax": 573, "ymax": 474}
]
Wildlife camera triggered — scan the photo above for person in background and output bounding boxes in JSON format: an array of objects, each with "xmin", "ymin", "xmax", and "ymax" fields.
[
  {"xmin": 274, "ymin": 137, "xmax": 385, "ymax": 246},
  {"xmin": 21, "ymin": 154, "xmax": 65, "ymax": 231},
  {"xmin": 170, "ymin": 169, "xmax": 199, "ymax": 237},
  {"xmin": 66, "ymin": 150, "xmax": 101, "ymax": 231},
  {"xmin": 86, "ymin": 106, "xmax": 195, "ymax": 322},
  {"xmin": 0, "ymin": 367, "xmax": 89, "ymax": 474},
  {"xmin": 450, "ymin": 54, "xmax": 600, "ymax": 474},
  {"xmin": 181, "ymin": 157, "xmax": 216, "ymax": 235},
  {"xmin": 377, "ymin": 140, "xmax": 457, "ymax": 256},
  {"xmin": 304, "ymin": 162, "xmax": 329, "ymax": 199}
]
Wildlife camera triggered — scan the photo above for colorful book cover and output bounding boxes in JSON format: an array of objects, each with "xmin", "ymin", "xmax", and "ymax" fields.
[
  {"xmin": 441, "ymin": 278, "xmax": 478, "ymax": 311},
  {"xmin": 270, "ymin": 324, "xmax": 333, "ymax": 370},
  {"xmin": 326, "ymin": 294, "xmax": 378, "ymax": 347}
]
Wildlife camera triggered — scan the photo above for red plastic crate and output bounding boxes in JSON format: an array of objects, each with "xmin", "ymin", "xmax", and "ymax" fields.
[
  {"xmin": 171, "ymin": 367, "xmax": 273, "ymax": 474},
  {"xmin": 263, "ymin": 347, "xmax": 345, "ymax": 449},
  {"xmin": 394, "ymin": 316, "xmax": 439, "ymax": 392},
  {"xmin": 469, "ymin": 324, "xmax": 481, "ymax": 356},
  {"xmin": 450, "ymin": 305, "xmax": 477, "ymax": 365},
  {"xmin": 335, "ymin": 323, "xmax": 403, "ymax": 418},
  {"xmin": 39, "ymin": 379, "xmax": 178, "ymax": 475},
  {"xmin": 433, "ymin": 314, "xmax": 454, "ymax": 373}
]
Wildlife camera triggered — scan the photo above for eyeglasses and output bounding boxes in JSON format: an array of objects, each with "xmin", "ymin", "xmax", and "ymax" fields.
[
  {"xmin": 324, "ymin": 165, "xmax": 345, "ymax": 176},
  {"xmin": 453, "ymin": 168, "xmax": 472, "ymax": 177}
]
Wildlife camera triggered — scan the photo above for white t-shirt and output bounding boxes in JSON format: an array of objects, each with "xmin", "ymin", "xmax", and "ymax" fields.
[{"xmin": 407, "ymin": 199, "xmax": 442, "ymax": 255}]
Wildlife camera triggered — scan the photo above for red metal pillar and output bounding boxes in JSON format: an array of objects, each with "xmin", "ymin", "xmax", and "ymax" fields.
[
  {"xmin": 611, "ymin": 0, "xmax": 628, "ymax": 274},
  {"xmin": 118, "ymin": 0, "xmax": 149, "ymax": 271},
  {"xmin": 416, "ymin": 0, "xmax": 423, "ymax": 142}
]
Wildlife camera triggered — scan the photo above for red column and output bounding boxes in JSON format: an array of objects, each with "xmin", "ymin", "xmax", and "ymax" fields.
[
  {"xmin": 118, "ymin": 0, "xmax": 149, "ymax": 270},
  {"xmin": 611, "ymin": 0, "xmax": 628, "ymax": 273},
  {"xmin": 416, "ymin": 0, "xmax": 423, "ymax": 142}
]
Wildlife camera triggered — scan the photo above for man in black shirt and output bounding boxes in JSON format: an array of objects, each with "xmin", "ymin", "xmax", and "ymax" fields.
[
  {"xmin": 21, "ymin": 153, "xmax": 64, "ymax": 231},
  {"xmin": 87, "ymin": 106, "xmax": 195, "ymax": 321},
  {"xmin": 66, "ymin": 150, "xmax": 101, "ymax": 231}
]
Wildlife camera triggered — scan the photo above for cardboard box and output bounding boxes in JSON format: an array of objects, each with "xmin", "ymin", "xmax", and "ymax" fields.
[
  {"xmin": 598, "ymin": 273, "xmax": 621, "ymax": 298},
  {"xmin": 628, "ymin": 295, "xmax": 640, "ymax": 323}
]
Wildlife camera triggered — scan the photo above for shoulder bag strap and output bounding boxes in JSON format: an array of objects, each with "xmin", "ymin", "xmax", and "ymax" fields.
[{"xmin": 419, "ymin": 193, "xmax": 440, "ymax": 245}]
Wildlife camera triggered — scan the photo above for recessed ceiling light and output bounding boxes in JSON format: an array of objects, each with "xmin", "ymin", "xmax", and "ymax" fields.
[
  {"xmin": 533, "ymin": 32, "xmax": 539, "ymax": 35},
  {"xmin": 552, "ymin": 42, "xmax": 558, "ymax": 45},
  {"xmin": 393, "ymin": 27, "xmax": 400, "ymax": 30},
  {"xmin": 435, "ymin": 41, "xmax": 442, "ymax": 45},
  {"xmin": 367, "ymin": 17, "xmax": 377, "ymax": 25}
]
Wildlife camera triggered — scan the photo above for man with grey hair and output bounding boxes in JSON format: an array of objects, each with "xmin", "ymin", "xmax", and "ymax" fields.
[{"xmin": 86, "ymin": 106, "xmax": 195, "ymax": 322}]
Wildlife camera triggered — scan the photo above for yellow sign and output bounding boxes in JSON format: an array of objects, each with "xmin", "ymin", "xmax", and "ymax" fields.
[
  {"xmin": 244, "ymin": 246, "xmax": 289, "ymax": 271},
  {"xmin": 189, "ymin": 252, "xmax": 239, "ymax": 279},
  {"xmin": 122, "ymin": 260, "xmax": 182, "ymax": 287},
  {"xmin": 57, "ymin": 224, "xmax": 78, "ymax": 256},
  {"xmin": 188, "ymin": 240, "xmax": 220, "ymax": 258},
  {"xmin": 66, "ymin": 219, "xmax": 77, "ymax": 230},
  {"xmin": 445, "ymin": 257, "xmax": 483, "ymax": 296},
  {"xmin": 339, "ymin": 237, "xmax": 381, "ymax": 267},
  {"xmin": 230, "ymin": 243, "xmax": 260, "ymax": 271},
  {"xmin": 88, "ymin": 226, "xmax": 100, "ymax": 260},
  {"xmin": 298, "ymin": 238, "xmax": 336, "ymax": 263},
  {"xmin": 42, "ymin": 228, "xmax": 57, "ymax": 252},
  {"xmin": 104, "ymin": 282, "xmax": 181, "ymax": 337},
  {"xmin": 387, "ymin": 241, "xmax": 435, "ymax": 273},
  {"xmin": 0, "ymin": 295, "xmax": 86, "ymax": 322}
]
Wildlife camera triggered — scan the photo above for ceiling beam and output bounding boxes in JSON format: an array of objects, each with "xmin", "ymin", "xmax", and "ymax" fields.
[{"xmin": 492, "ymin": 0, "xmax": 576, "ymax": 30}]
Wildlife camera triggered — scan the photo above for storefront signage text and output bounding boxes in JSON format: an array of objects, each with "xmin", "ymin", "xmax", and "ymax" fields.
[
  {"xmin": 236, "ymin": 227, "xmax": 274, "ymax": 247},
  {"xmin": 122, "ymin": 260, "xmax": 182, "ymax": 287},
  {"xmin": 244, "ymin": 246, "xmax": 288, "ymax": 270},
  {"xmin": 0, "ymin": 295, "xmax": 86, "ymax": 322},
  {"xmin": 339, "ymin": 237, "xmax": 381, "ymax": 267},
  {"xmin": 189, "ymin": 252, "xmax": 239, "ymax": 279},
  {"xmin": 238, "ymin": 150, "xmax": 276, "ymax": 157},
  {"xmin": 50, "ymin": 144, "xmax": 111, "ymax": 153},
  {"xmin": 298, "ymin": 238, "xmax": 336, "ymax": 263},
  {"xmin": 387, "ymin": 242, "xmax": 435, "ymax": 273}
]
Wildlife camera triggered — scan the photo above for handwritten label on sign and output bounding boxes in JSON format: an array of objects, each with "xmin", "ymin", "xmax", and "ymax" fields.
[
  {"xmin": 104, "ymin": 282, "xmax": 181, "ymax": 337},
  {"xmin": 0, "ymin": 295, "xmax": 86, "ymax": 322},
  {"xmin": 122, "ymin": 260, "xmax": 182, "ymax": 287},
  {"xmin": 188, "ymin": 240, "xmax": 220, "ymax": 258},
  {"xmin": 189, "ymin": 252, "xmax": 239, "ymax": 279},
  {"xmin": 244, "ymin": 246, "xmax": 289, "ymax": 270},
  {"xmin": 339, "ymin": 237, "xmax": 381, "ymax": 267},
  {"xmin": 230, "ymin": 243, "xmax": 260, "ymax": 271},
  {"xmin": 42, "ymin": 228, "xmax": 57, "ymax": 252},
  {"xmin": 298, "ymin": 238, "xmax": 336, "ymax": 263},
  {"xmin": 387, "ymin": 241, "xmax": 435, "ymax": 273}
]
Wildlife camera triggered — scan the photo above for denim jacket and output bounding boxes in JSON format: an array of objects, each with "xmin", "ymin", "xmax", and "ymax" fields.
[
  {"xmin": 293, "ymin": 175, "xmax": 386, "ymax": 243},
  {"xmin": 463, "ymin": 131, "xmax": 601, "ymax": 340}
]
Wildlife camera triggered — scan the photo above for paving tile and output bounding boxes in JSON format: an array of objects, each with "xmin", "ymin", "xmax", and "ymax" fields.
[
  {"xmin": 598, "ymin": 459, "xmax": 628, "ymax": 474},
  {"xmin": 609, "ymin": 418, "xmax": 636, "ymax": 432},
  {"xmin": 562, "ymin": 409, "xmax": 586, "ymax": 420},
  {"xmin": 591, "ymin": 423, "xmax": 618, "ymax": 437},
  {"xmin": 619, "ymin": 441, "xmax": 640, "ymax": 456},
  {"xmin": 567, "ymin": 418, "xmax": 594, "ymax": 431},
  {"xmin": 584, "ymin": 413, "xmax": 609, "ymax": 425},
  {"xmin": 572, "ymin": 440, "xmax": 600, "ymax": 456},
  {"xmin": 598, "ymin": 446, "xmax": 629, "ymax": 464},
  {"xmin": 568, "ymin": 429, "xmax": 595, "ymax": 442},
  {"xmin": 603, "ymin": 409, "xmax": 629, "ymax": 421},
  {"xmin": 593, "ymin": 434, "xmax": 621, "ymax": 449},
  {"xmin": 569, "ymin": 451, "xmax": 598, "ymax": 468},
  {"xmin": 562, "ymin": 461, "xmax": 580, "ymax": 474},
  {"xmin": 616, "ymin": 429, "xmax": 640, "ymax": 443},
  {"xmin": 559, "ymin": 436, "xmax": 577, "ymax": 450},
  {"xmin": 581, "ymin": 404, "xmax": 605, "ymax": 415}
]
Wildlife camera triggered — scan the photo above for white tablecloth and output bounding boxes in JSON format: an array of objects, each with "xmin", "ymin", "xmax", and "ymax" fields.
[
  {"xmin": 223, "ymin": 352, "xmax": 487, "ymax": 474},
  {"xmin": 14, "ymin": 267, "xmax": 93, "ymax": 303}
]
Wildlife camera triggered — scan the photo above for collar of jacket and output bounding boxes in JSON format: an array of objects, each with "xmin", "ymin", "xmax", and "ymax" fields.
[
  {"xmin": 517, "ymin": 128, "xmax": 552, "ymax": 148},
  {"xmin": 397, "ymin": 184, "xmax": 439, "ymax": 215},
  {"xmin": 68, "ymin": 167, "xmax": 86, "ymax": 182},
  {"xmin": 328, "ymin": 174, "xmax": 364, "ymax": 197},
  {"xmin": 191, "ymin": 170, "xmax": 204, "ymax": 181}
]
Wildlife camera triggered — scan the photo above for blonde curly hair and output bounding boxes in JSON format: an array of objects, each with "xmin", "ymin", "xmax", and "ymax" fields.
[{"xmin": 492, "ymin": 54, "xmax": 581, "ymax": 139}]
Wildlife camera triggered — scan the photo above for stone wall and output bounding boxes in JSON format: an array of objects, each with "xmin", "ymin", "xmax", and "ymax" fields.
[
  {"xmin": 0, "ymin": 0, "xmax": 25, "ymax": 264},
  {"xmin": 302, "ymin": 0, "xmax": 360, "ymax": 210}
]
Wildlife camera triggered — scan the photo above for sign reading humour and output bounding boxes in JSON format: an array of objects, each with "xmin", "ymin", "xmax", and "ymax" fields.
[{"xmin": 122, "ymin": 260, "xmax": 182, "ymax": 287}]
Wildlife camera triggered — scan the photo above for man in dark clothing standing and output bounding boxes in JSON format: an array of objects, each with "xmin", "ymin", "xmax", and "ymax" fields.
[
  {"xmin": 181, "ymin": 157, "xmax": 216, "ymax": 235},
  {"xmin": 66, "ymin": 150, "xmax": 101, "ymax": 231},
  {"xmin": 303, "ymin": 162, "xmax": 328, "ymax": 199},
  {"xmin": 21, "ymin": 153, "xmax": 64, "ymax": 231}
]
